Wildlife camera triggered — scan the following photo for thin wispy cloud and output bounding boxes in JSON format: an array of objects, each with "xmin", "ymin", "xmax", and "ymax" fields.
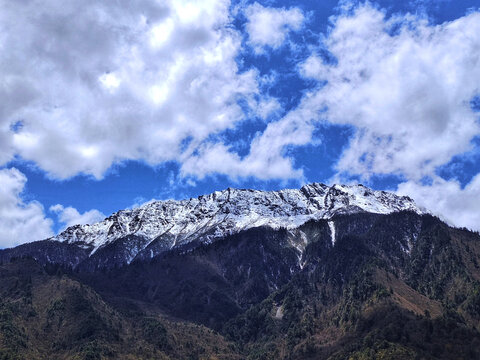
[{"xmin": 245, "ymin": 2, "xmax": 305, "ymax": 53}]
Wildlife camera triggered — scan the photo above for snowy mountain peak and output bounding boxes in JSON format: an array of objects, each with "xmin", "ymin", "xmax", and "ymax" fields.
[{"xmin": 51, "ymin": 183, "xmax": 423, "ymax": 261}]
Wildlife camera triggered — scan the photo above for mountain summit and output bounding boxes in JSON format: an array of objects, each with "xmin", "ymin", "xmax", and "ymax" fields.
[{"xmin": 50, "ymin": 183, "xmax": 422, "ymax": 263}]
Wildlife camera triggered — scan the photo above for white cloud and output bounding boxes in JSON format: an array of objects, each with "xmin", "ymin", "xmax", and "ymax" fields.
[
  {"xmin": 50, "ymin": 204, "xmax": 105, "ymax": 230},
  {"xmin": 0, "ymin": 0, "xmax": 261, "ymax": 179},
  {"xmin": 245, "ymin": 3, "xmax": 305, "ymax": 52},
  {"xmin": 185, "ymin": 4, "xmax": 480, "ymax": 184},
  {"xmin": 180, "ymin": 107, "xmax": 315, "ymax": 180},
  {"xmin": 256, "ymin": 98, "xmax": 282, "ymax": 120},
  {"xmin": 0, "ymin": 168, "xmax": 53, "ymax": 248},
  {"xmin": 397, "ymin": 175, "xmax": 480, "ymax": 231},
  {"xmin": 298, "ymin": 4, "xmax": 480, "ymax": 180}
]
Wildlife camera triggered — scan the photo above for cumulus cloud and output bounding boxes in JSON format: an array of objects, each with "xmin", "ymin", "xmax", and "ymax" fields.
[
  {"xmin": 185, "ymin": 4, "xmax": 480, "ymax": 184},
  {"xmin": 0, "ymin": 0, "xmax": 260, "ymax": 179},
  {"xmin": 397, "ymin": 176, "xmax": 480, "ymax": 231},
  {"xmin": 50, "ymin": 204, "xmax": 105, "ymax": 230},
  {"xmin": 245, "ymin": 3, "xmax": 305, "ymax": 52},
  {"xmin": 0, "ymin": 168, "xmax": 53, "ymax": 248},
  {"xmin": 180, "ymin": 107, "xmax": 316, "ymax": 180},
  {"xmin": 299, "ymin": 4, "xmax": 480, "ymax": 180}
]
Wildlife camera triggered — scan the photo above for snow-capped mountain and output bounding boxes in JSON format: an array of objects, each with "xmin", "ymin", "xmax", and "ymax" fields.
[
  {"xmin": 3, "ymin": 189, "xmax": 479, "ymax": 360},
  {"xmin": 50, "ymin": 183, "xmax": 423, "ymax": 263}
]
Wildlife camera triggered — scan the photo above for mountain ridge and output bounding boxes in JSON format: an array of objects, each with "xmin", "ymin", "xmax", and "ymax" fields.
[{"xmin": 47, "ymin": 183, "xmax": 423, "ymax": 265}]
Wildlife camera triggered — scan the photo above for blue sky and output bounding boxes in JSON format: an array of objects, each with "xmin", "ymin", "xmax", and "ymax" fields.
[{"xmin": 1, "ymin": 0, "xmax": 480, "ymax": 247}]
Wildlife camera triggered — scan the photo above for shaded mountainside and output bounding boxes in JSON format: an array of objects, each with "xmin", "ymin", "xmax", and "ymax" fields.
[
  {"xmin": 220, "ymin": 213, "xmax": 480, "ymax": 359},
  {"xmin": 2, "ymin": 210, "xmax": 480, "ymax": 359},
  {"xmin": 0, "ymin": 258, "xmax": 240, "ymax": 360}
]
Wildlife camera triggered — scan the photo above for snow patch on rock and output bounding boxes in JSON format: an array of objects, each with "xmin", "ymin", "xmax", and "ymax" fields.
[{"xmin": 328, "ymin": 221, "xmax": 336, "ymax": 245}]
